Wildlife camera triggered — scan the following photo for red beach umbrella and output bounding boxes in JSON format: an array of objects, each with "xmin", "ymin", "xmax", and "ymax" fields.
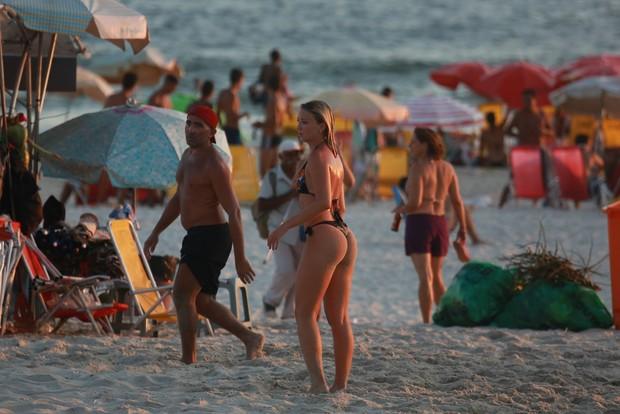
[
  {"xmin": 554, "ymin": 54, "xmax": 620, "ymax": 88},
  {"xmin": 430, "ymin": 61, "xmax": 492, "ymax": 96},
  {"xmin": 477, "ymin": 61, "xmax": 554, "ymax": 109}
]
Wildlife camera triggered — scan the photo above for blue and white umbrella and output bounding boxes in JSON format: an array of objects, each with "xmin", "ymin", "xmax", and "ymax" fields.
[{"xmin": 38, "ymin": 104, "xmax": 231, "ymax": 189}]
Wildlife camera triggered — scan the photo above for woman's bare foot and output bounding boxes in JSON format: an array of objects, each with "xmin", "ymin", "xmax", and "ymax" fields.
[
  {"xmin": 244, "ymin": 332, "xmax": 265, "ymax": 360},
  {"xmin": 308, "ymin": 382, "xmax": 329, "ymax": 394},
  {"xmin": 330, "ymin": 383, "xmax": 347, "ymax": 393}
]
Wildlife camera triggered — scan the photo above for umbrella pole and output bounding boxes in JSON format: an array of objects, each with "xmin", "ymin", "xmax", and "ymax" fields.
[
  {"xmin": 132, "ymin": 188, "xmax": 137, "ymax": 216},
  {"xmin": 38, "ymin": 33, "xmax": 57, "ymax": 112},
  {"xmin": 0, "ymin": 24, "xmax": 7, "ymax": 139},
  {"xmin": 33, "ymin": 33, "xmax": 57, "ymax": 178},
  {"xmin": 26, "ymin": 50, "xmax": 33, "ymax": 172},
  {"xmin": 8, "ymin": 46, "xmax": 29, "ymax": 116}
]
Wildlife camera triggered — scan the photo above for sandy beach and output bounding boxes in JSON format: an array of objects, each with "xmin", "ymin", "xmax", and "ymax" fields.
[{"xmin": 0, "ymin": 167, "xmax": 618, "ymax": 413}]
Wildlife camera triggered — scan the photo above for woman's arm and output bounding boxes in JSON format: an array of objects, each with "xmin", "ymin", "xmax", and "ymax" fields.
[
  {"xmin": 402, "ymin": 163, "xmax": 423, "ymax": 213},
  {"xmin": 448, "ymin": 168, "xmax": 467, "ymax": 241}
]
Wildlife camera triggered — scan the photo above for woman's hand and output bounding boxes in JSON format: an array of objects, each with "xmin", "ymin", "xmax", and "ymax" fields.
[
  {"xmin": 456, "ymin": 227, "xmax": 466, "ymax": 243},
  {"xmin": 267, "ymin": 224, "xmax": 288, "ymax": 250}
]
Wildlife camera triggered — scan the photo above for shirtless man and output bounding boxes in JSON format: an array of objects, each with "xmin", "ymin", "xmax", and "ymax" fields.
[
  {"xmin": 104, "ymin": 72, "xmax": 138, "ymax": 108},
  {"xmin": 216, "ymin": 68, "xmax": 248, "ymax": 145},
  {"xmin": 148, "ymin": 74, "xmax": 178, "ymax": 109},
  {"xmin": 393, "ymin": 127, "xmax": 466, "ymax": 323},
  {"xmin": 504, "ymin": 89, "xmax": 550, "ymax": 147},
  {"xmin": 143, "ymin": 105, "xmax": 264, "ymax": 364}
]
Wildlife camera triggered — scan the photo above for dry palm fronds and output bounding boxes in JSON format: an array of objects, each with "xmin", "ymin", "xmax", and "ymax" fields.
[{"xmin": 502, "ymin": 225, "xmax": 603, "ymax": 291}]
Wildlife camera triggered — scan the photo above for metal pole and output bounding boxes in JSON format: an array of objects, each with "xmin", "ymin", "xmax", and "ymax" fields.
[
  {"xmin": 38, "ymin": 33, "xmax": 57, "ymax": 111},
  {"xmin": 26, "ymin": 51, "xmax": 33, "ymax": 172},
  {"xmin": 0, "ymin": 24, "xmax": 8, "ymax": 139}
]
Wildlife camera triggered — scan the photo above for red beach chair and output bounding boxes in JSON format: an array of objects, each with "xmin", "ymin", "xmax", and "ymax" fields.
[
  {"xmin": 549, "ymin": 146, "xmax": 590, "ymax": 202},
  {"xmin": 509, "ymin": 146, "xmax": 546, "ymax": 201}
]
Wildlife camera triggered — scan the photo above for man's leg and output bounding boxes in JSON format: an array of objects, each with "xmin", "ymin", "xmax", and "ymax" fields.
[
  {"xmin": 172, "ymin": 264, "xmax": 202, "ymax": 364},
  {"xmin": 263, "ymin": 243, "xmax": 298, "ymax": 315},
  {"xmin": 196, "ymin": 293, "xmax": 264, "ymax": 360}
]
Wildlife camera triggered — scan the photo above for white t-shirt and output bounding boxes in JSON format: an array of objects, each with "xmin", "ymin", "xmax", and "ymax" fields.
[{"xmin": 258, "ymin": 165, "xmax": 301, "ymax": 245}]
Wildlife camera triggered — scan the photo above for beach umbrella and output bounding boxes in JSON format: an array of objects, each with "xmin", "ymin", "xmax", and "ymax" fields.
[
  {"xmin": 554, "ymin": 54, "xmax": 620, "ymax": 88},
  {"xmin": 93, "ymin": 47, "xmax": 184, "ymax": 86},
  {"xmin": 477, "ymin": 62, "xmax": 555, "ymax": 109},
  {"xmin": 550, "ymin": 76, "xmax": 620, "ymax": 118},
  {"xmin": 430, "ymin": 61, "xmax": 492, "ymax": 97},
  {"xmin": 1, "ymin": 0, "xmax": 149, "ymax": 53},
  {"xmin": 70, "ymin": 66, "xmax": 113, "ymax": 102},
  {"xmin": 310, "ymin": 87, "xmax": 409, "ymax": 125},
  {"xmin": 400, "ymin": 95, "xmax": 483, "ymax": 128},
  {"xmin": 37, "ymin": 104, "xmax": 231, "ymax": 189}
]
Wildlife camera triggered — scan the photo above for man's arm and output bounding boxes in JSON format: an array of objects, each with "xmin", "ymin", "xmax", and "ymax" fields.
[
  {"xmin": 211, "ymin": 159, "xmax": 255, "ymax": 282},
  {"xmin": 257, "ymin": 191, "xmax": 296, "ymax": 211},
  {"xmin": 143, "ymin": 191, "xmax": 180, "ymax": 259}
]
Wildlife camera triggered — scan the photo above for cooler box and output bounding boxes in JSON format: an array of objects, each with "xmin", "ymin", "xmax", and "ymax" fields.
[{"xmin": 510, "ymin": 146, "xmax": 546, "ymax": 200}]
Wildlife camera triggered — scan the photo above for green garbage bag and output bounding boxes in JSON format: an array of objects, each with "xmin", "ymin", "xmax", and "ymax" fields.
[
  {"xmin": 433, "ymin": 261, "xmax": 517, "ymax": 327},
  {"xmin": 492, "ymin": 279, "xmax": 613, "ymax": 331}
]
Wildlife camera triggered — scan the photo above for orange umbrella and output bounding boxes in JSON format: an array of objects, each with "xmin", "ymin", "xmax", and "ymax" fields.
[
  {"xmin": 430, "ymin": 61, "xmax": 492, "ymax": 97},
  {"xmin": 477, "ymin": 62, "xmax": 554, "ymax": 109}
]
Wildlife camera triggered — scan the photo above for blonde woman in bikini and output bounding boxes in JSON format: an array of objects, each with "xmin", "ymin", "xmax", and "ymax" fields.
[
  {"xmin": 393, "ymin": 127, "xmax": 467, "ymax": 323},
  {"xmin": 267, "ymin": 100, "xmax": 357, "ymax": 393}
]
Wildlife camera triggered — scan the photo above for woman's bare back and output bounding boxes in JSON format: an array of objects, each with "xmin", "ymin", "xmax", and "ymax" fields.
[{"xmin": 407, "ymin": 160, "xmax": 455, "ymax": 216}]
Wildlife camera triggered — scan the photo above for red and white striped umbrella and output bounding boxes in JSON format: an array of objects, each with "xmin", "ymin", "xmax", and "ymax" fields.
[{"xmin": 400, "ymin": 95, "xmax": 483, "ymax": 128}]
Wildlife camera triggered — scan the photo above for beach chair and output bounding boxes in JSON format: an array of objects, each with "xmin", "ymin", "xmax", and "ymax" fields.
[
  {"xmin": 509, "ymin": 146, "xmax": 546, "ymax": 202},
  {"xmin": 569, "ymin": 115, "xmax": 597, "ymax": 144},
  {"xmin": 549, "ymin": 146, "xmax": 590, "ymax": 203},
  {"xmin": 230, "ymin": 146, "xmax": 260, "ymax": 204},
  {"xmin": 20, "ymin": 238, "xmax": 125, "ymax": 335},
  {"xmin": 108, "ymin": 219, "xmax": 252, "ymax": 337},
  {"xmin": 377, "ymin": 147, "xmax": 408, "ymax": 199},
  {"xmin": 0, "ymin": 219, "xmax": 23, "ymax": 335}
]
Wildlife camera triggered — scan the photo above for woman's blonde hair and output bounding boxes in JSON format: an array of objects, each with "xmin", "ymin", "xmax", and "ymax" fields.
[{"xmin": 300, "ymin": 100, "xmax": 337, "ymax": 156}]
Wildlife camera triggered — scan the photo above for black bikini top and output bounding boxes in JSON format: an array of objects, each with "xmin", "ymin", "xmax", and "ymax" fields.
[{"xmin": 296, "ymin": 161, "xmax": 315, "ymax": 196}]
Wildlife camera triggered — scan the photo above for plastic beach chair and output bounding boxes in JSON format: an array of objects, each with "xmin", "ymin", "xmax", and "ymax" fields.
[
  {"xmin": 0, "ymin": 219, "xmax": 23, "ymax": 335},
  {"xmin": 108, "ymin": 219, "xmax": 252, "ymax": 336},
  {"xmin": 377, "ymin": 147, "xmax": 408, "ymax": 199},
  {"xmin": 20, "ymin": 238, "xmax": 125, "ymax": 335},
  {"xmin": 509, "ymin": 146, "xmax": 546, "ymax": 201},
  {"xmin": 230, "ymin": 146, "xmax": 260, "ymax": 204},
  {"xmin": 549, "ymin": 146, "xmax": 590, "ymax": 203}
]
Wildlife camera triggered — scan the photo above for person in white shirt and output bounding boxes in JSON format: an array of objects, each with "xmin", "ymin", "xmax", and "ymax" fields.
[{"xmin": 258, "ymin": 139, "xmax": 303, "ymax": 318}]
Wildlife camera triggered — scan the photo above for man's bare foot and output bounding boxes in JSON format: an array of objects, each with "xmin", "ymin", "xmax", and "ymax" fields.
[
  {"xmin": 180, "ymin": 356, "xmax": 196, "ymax": 364},
  {"xmin": 308, "ymin": 382, "xmax": 329, "ymax": 394},
  {"xmin": 244, "ymin": 332, "xmax": 265, "ymax": 360},
  {"xmin": 330, "ymin": 384, "xmax": 347, "ymax": 393}
]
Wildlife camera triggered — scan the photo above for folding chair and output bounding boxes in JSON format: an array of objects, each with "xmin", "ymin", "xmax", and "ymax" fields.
[
  {"xmin": 0, "ymin": 219, "xmax": 23, "ymax": 335},
  {"xmin": 108, "ymin": 219, "xmax": 252, "ymax": 337},
  {"xmin": 21, "ymin": 238, "xmax": 126, "ymax": 335}
]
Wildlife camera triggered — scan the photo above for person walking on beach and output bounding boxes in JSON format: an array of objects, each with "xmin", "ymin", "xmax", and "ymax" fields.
[
  {"xmin": 259, "ymin": 140, "xmax": 304, "ymax": 319},
  {"xmin": 267, "ymin": 101, "xmax": 357, "ymax": 393},
  {"xmin": 187, "ymin": 79, "xmax": 215, "ymax": 111},
  {"xmin": 143, "ymin": 105, "xmax": 264, "ymax": 364},
  {"xmin": 148, "ymin": 74, "xmax": 179, "ymax": 109},
  {"xmin": 250, "ymin": 49, "xmax": 284, "ymax": 106},
  {"xmin": 393, "ymin": 128, "xmax": 467, "ymax": 324},
  {"xmin": 216, "ymin": 68, "xmax": 248, "ymax": 146},
  {"xmin": 104, "ymin": 72, "xmax": 138, "ymax": 107}
]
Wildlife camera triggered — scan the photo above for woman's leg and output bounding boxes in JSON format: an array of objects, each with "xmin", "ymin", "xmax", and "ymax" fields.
[
  {"xmin": 323, "ymin": 231, "xmax": 357, "ymax": 392},
  {"xmin": 430, "ymin": 256, "xmax": 446, "ymax": 305},
  {"xmin": 410, "ymin": 253, "xmax": 433, "ymax": 323},
  {"xmin": 295, "ymin": 226, "xmax": 347, "ymax": 393}
]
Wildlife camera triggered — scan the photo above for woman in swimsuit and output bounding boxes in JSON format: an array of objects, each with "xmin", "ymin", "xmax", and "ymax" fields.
[
  {"xmin": 393, "ymin": 128, "xmax": 467, "ymax": 323},
  {"xmin": 267, "ymin": 100, "xmax": 357, "ymax": 393}
]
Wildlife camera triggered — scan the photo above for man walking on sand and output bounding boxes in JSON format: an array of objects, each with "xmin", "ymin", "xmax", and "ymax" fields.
[
  {"xmin": 216, "ymin": 68, "xmax": 248, "ymax": 145},
  {"xmin": 143, "ymin": 105, "xmax": 264, "ymax": 364},
  {"xmin": 148, "ymin": 74, "xmax": 179, "ymax": 109}
]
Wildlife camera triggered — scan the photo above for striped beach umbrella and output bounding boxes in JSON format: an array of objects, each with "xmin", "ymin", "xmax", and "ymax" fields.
[
  {"xmin": 2, "ymin": 0, "xmax": 149, "ymax": 53},
  {"xmin": 400, "ymin": 95, "xmax": 483, "ymax": 128}
]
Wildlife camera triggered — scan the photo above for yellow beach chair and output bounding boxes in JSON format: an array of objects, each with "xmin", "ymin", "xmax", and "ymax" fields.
[
  {"xmin": 377, "ymin": 147, "xmax": 408, "ymax": 199},
  {"xmin": 108, "ymin": 219, "xmax": 252, "ymax": 336},
  {"xmin": 569, "ymin": 115, "xmax": 597, "ymax": 144},
  {"xmin": 230, "ymin": 146, "xmax": 260, "ymax": 204}
]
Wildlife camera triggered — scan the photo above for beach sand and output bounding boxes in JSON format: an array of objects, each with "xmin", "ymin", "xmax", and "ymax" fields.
[{"xmin": 0, "ymin": 167, "xmax": 618, "ymax": 413}]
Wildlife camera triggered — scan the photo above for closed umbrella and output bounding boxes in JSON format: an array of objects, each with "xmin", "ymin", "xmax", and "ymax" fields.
[
  {"xmin": 550, "ymin": 76, "xmax": 620, "ymax": 118},
  {"xmin": 477, "ymin": 62, "xmax": 554, "ymax": 108},
  {"xmin": 400, "ymin": 95, "xmax": 483, "ymax": 128},
  {"xmin": 38, "ymin": 104, "xmax": 231, "ymax": 188},
  {"xmin": 430, "ymin": 61, "xmax": 492, "ymax": 97},
  {"xmin": 311, "ymin": 87, "xmax": 409, "ymax": 125}
]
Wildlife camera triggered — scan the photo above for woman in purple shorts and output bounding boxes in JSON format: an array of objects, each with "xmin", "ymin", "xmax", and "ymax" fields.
[{"xmin": 393, "ymin": 128, "xmax": 467, "ymax": 323}]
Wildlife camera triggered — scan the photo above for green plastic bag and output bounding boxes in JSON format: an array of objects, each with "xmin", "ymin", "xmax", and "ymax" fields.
[
  {"xmin": 171, "ymin": 93, "xmax": 197, "ymax": 112},
  {"xmin": 492, "ymin": 280, "xmax": 613, "ymax": 331},
  {"xmin": 433, "ymin": 261, "xmax": 517, "ymax": 327}
]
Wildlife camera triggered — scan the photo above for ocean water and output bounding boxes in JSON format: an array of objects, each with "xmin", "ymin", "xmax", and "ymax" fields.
[{"xmin": 44, "ymin": 0, "xmax": 620, "ymax": 124}]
